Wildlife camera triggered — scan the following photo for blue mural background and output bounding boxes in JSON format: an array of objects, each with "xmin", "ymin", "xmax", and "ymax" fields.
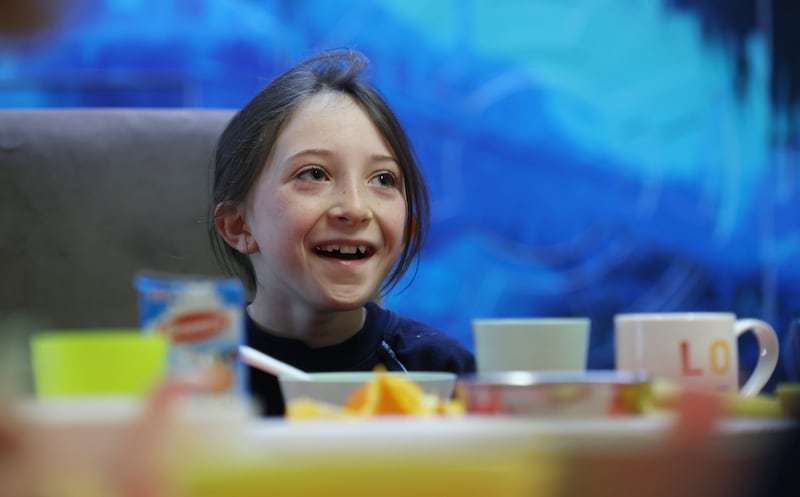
[{"xmin": 2, "ymin": 0, "xmax": 798, "ymax": 388}]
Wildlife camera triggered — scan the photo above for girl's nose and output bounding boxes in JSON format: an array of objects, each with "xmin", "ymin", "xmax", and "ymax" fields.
[{"xmin": 330, "ymin": 182, "xmax": 372, "ymax": 224}]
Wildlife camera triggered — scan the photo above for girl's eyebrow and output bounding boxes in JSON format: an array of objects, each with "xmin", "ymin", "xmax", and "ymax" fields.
[
  {"xmin": 286, "ymin": 148, "xmax": 332, "ymax": 160},
  {"xmin": 288, "ymin": 148, "xmax": 398, "ymax": 164},
  {"xmin": 372, "ymin": 153, "xmax": 399, "ymax": 163}
]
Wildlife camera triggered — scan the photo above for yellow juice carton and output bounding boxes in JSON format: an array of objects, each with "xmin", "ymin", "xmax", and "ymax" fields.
[{"xmin": 135, "ymin": 272, "xmax": 245, "ymax": 395}]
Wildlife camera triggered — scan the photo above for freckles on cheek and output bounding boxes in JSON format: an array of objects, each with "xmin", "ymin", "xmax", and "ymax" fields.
[{"xmin": 272, "ymin": 200, "xmax": 309, "ymax": 244}]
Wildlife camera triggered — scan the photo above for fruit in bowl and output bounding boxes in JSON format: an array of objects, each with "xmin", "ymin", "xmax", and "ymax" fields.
[{"xmin": 280, "ymin": 370, "xmax": 462, "ymax": 418}]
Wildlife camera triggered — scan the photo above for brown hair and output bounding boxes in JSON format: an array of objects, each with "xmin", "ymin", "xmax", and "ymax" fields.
[{"xmin": 209, "ymin": 48, "xmax": 429, "ymax": 296}]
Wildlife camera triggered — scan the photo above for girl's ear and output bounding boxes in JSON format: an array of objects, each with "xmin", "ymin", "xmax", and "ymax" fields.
[{"xmin": 214, "ymin": 202, "xmax": 259, "ymax": 254}]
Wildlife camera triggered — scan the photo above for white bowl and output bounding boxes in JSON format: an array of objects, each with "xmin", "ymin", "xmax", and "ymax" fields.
[{"xmin": 279, "ymin": 371, "xmax": 457, "ymax": 407}]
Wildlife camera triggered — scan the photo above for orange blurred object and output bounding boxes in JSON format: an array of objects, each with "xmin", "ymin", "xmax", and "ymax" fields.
[
  {"xmin": 286, "ymin": 369, "xmax": 464, "ymax": 418},
  {"xmin": 345, "ymin": 372, "xmax": 428, "ymax": 415}
]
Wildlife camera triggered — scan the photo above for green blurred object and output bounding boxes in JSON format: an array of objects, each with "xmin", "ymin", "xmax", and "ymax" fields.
[
  {"xmin": 776, "ymin": 383, "xmax": 800, "ymax": 418},
  {"xmin": 30, "ymin": 330, "xmax": 169, "ymax": 397}
]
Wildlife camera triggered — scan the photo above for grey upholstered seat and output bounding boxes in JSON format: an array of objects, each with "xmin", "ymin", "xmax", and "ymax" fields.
[{"xmin": 0, "ymin": 108, "xmax": 236, "ymax": 329}]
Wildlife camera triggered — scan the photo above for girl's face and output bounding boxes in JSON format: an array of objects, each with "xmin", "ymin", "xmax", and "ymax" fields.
[{"xmin": 244, "ymin": 92, "xmax": 407, "ymax": 310}]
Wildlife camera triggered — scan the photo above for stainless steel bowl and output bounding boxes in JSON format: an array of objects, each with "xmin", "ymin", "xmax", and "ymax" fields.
[{"xmin": 456, "ymin": 370, "xmax": 649, "ymax": 417}]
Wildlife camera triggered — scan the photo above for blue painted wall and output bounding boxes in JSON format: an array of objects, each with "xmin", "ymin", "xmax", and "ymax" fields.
[{"xmin": 3, "ymin": 0, "xmax": 798, "ymax": 387}]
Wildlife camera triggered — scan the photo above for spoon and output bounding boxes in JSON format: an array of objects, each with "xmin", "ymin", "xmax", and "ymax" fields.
[{"xmin": 238, "ymin": 345, "xmax": 312, "ymax": 381}]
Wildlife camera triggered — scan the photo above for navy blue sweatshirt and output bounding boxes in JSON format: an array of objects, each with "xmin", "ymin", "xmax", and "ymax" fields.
[{"xmin": 245, "ymin": 301, "xmax": 476, "ymax": 416}]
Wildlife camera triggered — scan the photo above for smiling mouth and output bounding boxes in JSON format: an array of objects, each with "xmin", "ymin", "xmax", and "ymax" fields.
[{"xmin": 314, "ymin": 244, "xmax": 371, "ymax": 260}]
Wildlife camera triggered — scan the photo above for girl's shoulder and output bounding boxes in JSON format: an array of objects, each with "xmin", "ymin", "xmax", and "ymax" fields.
[
  {"xmin": 366, "ymin": 301, "xmax": 449, "ymax": 344},
  {"xmin": 368, "ymin": 302, "xmax": 476, "ymax": 374}
]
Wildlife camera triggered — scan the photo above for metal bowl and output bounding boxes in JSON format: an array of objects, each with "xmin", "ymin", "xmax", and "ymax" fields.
[{"xmin": 456, "ymin": 370, "xmax": 649, "ymax": 417}]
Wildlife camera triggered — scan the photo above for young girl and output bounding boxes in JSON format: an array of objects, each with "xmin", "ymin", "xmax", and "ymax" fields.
[{"xmin": 210, "ymin": 49, "xmax": 476, "ymax": 416}]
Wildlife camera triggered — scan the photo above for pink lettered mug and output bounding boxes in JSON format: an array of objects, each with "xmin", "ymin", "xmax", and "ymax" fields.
[{"xmin": 615, "ymin": 313, "xmax": 779, "ymax": 396}]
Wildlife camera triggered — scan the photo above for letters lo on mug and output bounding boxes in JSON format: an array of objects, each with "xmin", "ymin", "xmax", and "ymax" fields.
[{"xmin": 614, "ymin": 313, "xmax": 779, "ymax": 396}]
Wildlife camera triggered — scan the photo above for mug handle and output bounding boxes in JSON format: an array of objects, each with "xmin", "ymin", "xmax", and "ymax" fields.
[{"xmin": 735, "ymin": 318, "xmax": 780, "ymax": 396}]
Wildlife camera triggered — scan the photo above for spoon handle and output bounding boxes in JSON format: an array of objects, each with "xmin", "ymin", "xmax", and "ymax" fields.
[{"xmin": 238, "ymin": 345, "xmax": 312, "ymax": 381}]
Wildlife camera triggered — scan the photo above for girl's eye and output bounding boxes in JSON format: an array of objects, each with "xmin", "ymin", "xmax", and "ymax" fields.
[
  {"xmin": 371, "ymin": 172, "xmax": 398, "ymax": 188},
  {"xmin": 297, "ymin": 167, "xmax": 328, "ymax": 182}
]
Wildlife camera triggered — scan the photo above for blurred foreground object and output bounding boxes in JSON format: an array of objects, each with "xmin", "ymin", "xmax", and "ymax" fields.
[
  {"xmin": 29, "ymin": 330, "xmax": 169, "ymax": 398},
  {"xmin": 3, "ymin": 383, "xmax": 795, "ymax": 497},
  {"xmin": 776, "ymin": 383, "xmax": 800, "ymax": 417},
  {"xmin": 135, "ymin": 272, "xmax": 246, "ymax": 396},
  {"xmin": 185, "ymin": 391, "xmax": 795, "ymax": 497},
  {"xmin": 0, "ymin": 0, "xmax": 70, "ymax": 37},
  {"xmin": 559, "ymin": 390, "xmax": 781, "ymax": 497},
  {"xmin": 640, "ymin": 379, "xmax": 785, "ymax": 418},
  {"xmin": 6, "ymin": 380, "xmax": 251, "ymax": 497}
]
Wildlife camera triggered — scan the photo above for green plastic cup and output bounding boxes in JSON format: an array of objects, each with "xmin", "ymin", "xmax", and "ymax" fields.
[{"xmin": 30, "ymin": 330, "xmax": 169, "ymax": 397}]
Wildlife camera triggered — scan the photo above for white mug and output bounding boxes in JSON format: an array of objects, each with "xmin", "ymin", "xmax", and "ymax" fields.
[
  {"xmin": 471, "ymin": 318, "xmax": 590, "ymax": 373},
  {"xmin": 615, "ymin": 313, "xmax": 779, "ymax": 396}
]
